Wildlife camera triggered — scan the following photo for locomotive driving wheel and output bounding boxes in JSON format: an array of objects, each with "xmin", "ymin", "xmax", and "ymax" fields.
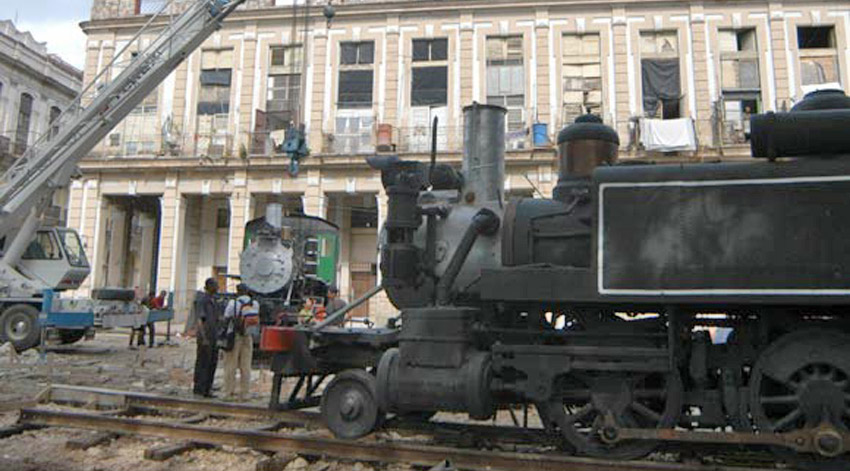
[
  {"xmin": 539, "ymin": 369, "xmax": 682, "ymax": 460},
  {"xmin": 749, "ymin": 329, "xmax": 850, "ymax": 470}
]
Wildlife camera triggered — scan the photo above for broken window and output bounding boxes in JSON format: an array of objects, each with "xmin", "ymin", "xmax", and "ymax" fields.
[
  {"xmin": 338, "ymin": 41, "xmax": 374, "ymax": 109},
  {"xmin": 267, "ymin": 45, "xmax": 303, "ymax": 133},
  {"xmin": 412, "ymin": 38, "xmax": 448, "ymax": 62},
  {"xmin": 797, "ymin": 26, "xmax": 840, "ymax": 90},
  {"xmin": 640, "ymin": 31, "xmax": 681, "ymax": 119},
  {"xmin": 487, "ymin": 36, "xmax": 526, "ymax": 148},
  {"xmin": 718, "ymin": 29, "xmax": 761, "ymax": 144},
  {"xmin": 197, "ymin": 49, "xmax": 233, "ymax": 157},
  {"xmin": 14, "ymin": 93, "xmax": 33, "ymax": 155},
  {"xmin": 562, "ymin": 33, "xmax": 603, "ymax": 125}
]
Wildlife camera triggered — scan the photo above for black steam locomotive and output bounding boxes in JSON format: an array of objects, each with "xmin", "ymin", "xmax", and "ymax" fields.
[{"xmin": 277, "ymin": 91, "xmax": 850, "ymax": 469}]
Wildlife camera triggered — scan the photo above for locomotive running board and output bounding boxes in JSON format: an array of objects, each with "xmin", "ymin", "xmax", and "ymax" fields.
[{"xmin": 607, "ymin": 423, "xmax": 850, "ymax": 458}]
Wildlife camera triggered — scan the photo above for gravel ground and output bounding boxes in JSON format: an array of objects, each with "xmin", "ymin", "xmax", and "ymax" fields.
[{"xmin": 0, "ymin": 329, "xmax": 411, "ymax": 471}]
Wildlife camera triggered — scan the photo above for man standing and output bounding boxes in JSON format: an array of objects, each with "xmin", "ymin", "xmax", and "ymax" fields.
[
  {"xmin": 325, "ymin": 286, "xmax": 348, "ymax": 326},
  {"xmin": 222, "ymin": 283, "xmax": 259, "ymax": 400},
  {"xmin": 193, "ymin": 278, "xmax": 221, "ymax": 397}
]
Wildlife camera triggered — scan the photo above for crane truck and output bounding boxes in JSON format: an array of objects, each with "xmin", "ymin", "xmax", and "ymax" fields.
[{"xmin": 0, "ymin": 0, "xmax": 247, "ymax": 351}]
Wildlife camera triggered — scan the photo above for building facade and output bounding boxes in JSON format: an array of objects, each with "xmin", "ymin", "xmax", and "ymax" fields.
[
  {"xmin": 0, "ymin": 20, "xmax": 83, "ymax": 226},
  {"xmin": 73, "ymin": 0, "xmax": 850, "ymax": 324}
]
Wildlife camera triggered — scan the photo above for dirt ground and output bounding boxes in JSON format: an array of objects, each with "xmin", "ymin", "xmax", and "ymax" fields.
[{"xmin": 0, "ymin": 329, "xmax": 407, "ymax": 471}]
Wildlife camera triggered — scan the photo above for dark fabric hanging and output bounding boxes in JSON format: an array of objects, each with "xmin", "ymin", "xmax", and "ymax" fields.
[{"xmin": 641, "ymin": 59, "xmax": 681, "ymax": 117}]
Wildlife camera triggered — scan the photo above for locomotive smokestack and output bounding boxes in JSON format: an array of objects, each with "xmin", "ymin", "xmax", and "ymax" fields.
[
  {"xmin": 462, "ymin": 103, "xmax": 506, "ymax": 204},
  {"xmin": 266, "ymin": 203, "xmax": 283, "ymax": 229}
]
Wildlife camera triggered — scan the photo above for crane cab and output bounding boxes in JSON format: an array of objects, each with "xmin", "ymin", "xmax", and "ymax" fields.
[{"xmin": 18, "ymin": 227, "xmax": 90, "ymax": 291}]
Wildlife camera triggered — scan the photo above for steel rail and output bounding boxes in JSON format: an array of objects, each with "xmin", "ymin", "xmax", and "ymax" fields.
[
  {"xmin": 42, "ymin": 384, "xmax": 549, "ymax": 445},
  {"xmin": 17, "ymin": 407, "xmax": 777, "ymax": 471}
]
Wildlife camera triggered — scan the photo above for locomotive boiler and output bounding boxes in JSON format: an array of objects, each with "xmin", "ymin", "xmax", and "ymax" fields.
[{"xmin": 318, "ymin": 92, "xmax": 850, "ymax": 469}]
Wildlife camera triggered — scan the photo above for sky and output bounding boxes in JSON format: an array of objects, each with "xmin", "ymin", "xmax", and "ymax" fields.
[{"xmin": 5, "ymin": 0, "xmax": 90, "ymax": 70}]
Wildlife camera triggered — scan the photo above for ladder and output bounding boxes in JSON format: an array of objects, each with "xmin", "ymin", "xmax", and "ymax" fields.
[{"xmin": 0, "ymin": 0, "xmax": 245, "ymax": 267}]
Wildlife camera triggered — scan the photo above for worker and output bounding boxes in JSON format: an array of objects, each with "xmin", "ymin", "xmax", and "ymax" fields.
[
  {"xmin": 221, "ymin": 283, "xmax": 259, "ymax": 401},
  {"xmin": 325, "ymin": 286, "xmax": 347, "ymax": 326},
  {"xmin": 193, "ymin": 278, "xmax": 222, "ymax": 398}
]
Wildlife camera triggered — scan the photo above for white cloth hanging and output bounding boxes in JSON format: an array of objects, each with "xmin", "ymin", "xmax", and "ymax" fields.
[{"xmin": 640, "ymin": 118, "xmax": 697, "ymax": 152}]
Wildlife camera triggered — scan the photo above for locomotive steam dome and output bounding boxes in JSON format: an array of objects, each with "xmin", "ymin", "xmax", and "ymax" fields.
[{"xmin": 554, "ymin": 114, "xmax": 619, "ymax": 201}]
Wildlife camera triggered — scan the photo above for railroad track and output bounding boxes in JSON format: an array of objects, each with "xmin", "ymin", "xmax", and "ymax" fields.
[{"xmin": 5, "ymin": 384, "xmax": 781, "ymax": 471}]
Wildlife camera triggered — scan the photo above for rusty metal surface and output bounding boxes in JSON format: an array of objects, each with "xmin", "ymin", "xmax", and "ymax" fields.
[{"xmin": 18, "ymin": 407, "xmax": 779, "ymax": 471}]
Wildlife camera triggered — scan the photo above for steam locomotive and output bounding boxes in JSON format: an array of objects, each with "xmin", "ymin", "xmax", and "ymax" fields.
[{"xmin": 270, "ymin": 90, "xmax": 850, "ymax": 469}]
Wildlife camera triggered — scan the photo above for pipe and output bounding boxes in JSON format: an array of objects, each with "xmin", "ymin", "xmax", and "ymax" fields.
[
  {"xmin": 313, "ymin": 283, "xmax": 384, "ymax": 332},
  {"xmin": 436, "ymin": 208, "xmax": 499, "ymax": 305}
]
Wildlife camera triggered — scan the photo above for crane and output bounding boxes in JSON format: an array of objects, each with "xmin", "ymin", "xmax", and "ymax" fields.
[{"xmin": 0, "ymin": 0, "xmax": 247, "ymax": 350}]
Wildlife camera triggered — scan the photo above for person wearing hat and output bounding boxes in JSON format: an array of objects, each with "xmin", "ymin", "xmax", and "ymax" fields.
[
  {"xmin": 325, "ymin": 285, "xmax": 348, "ymax": 327},
  {"xmin": 221, "ymin": 283, "xmax": 259, "ymax": 400},
  {"xmin": 193, "ymin": 277, "xmax": 222, "ymax": 397}
]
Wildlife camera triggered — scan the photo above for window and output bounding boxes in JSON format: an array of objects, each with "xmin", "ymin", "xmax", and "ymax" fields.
[
  {"xmin": 22, "ymin": 231, "xmax": 62, "ymax": 260},
  {"xmin": 57, "ymin": 229, "xmax": 89, "ymax": 267},
  {"xmin": 267, "ymin": 45, "xmax": 303, "ymax": 132},
  {"xmin": 340, "ymin": 42, "xmax": 374, "ymax": 65},
  {"xmin": 338, "ymin": 42, "xmax": 375, "ymax": 109},
  {"xmin": 640, "ymin": 31, "xmax": 681, "ymax": 119},
  {"xmin": 350, "ymin": 205, "xmax": 378, "ymax": 228},
  {"xmin": 797, "ymin": 26, "xmax": 840, "ymax": 89},
  {"xmin": 718, "ymin": 29, "xmax": 760, "ymax": 145},
  {"xmin": 14, "ymin": 93, "xmax": 33, "ymax": 155},
  {"xmin": 412, "ymin": 38, "xmax": 448, "ymax": 62},
  {"xmin": 719, "ymin": 29, "xmax": 760, "ymax": 90},
  {"xmin": 486, "ymin": 36, "xmax": 526, "ymax": 147},
  {"xmin": 562, "ymin": 33, "xmax": 603, "ymax": 125},
  {"xmin": 49, "ymin": 106, "xmax": 62, "ymax": 139},
  {"xmin": 197, "ymin": 50, "xmax": 233, "ymax": 157}
]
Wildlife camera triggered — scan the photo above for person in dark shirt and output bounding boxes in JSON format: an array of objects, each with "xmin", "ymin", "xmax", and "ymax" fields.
[
  {"xmin": 325, "ymin": 285, "xmax": 348, "ymax": 327},
  {"xmin": 193, "ymin": 278, "xmax": 221, "ymax": 397}
]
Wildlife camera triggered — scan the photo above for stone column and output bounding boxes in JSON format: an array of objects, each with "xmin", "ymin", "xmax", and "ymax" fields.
[
  {"xmin": 383, "ymin": 18, "xmax": 401, "ymax": 126},
  {"xmin": 134, "ymin": 211, "xmax": 157, "ymax": 296},
  {"xmin": 690, "ymin": 6, "xmax": 714, "ymax": 148},
  {"xmin": 238, "ymin": 26, "xmax": 258, "ymax": 153},
  {"xmin": 768, "ymin": 3, "xmax": 791, "ymax": 111},
  {"xmin": 369, "ymin": 188, "xmax": 395, "ymax": 326},
  {"xmin": 459, "ymin": 15, "xmax": 475, "ymax": 107},
  {"xmin": 156, "ymin": 177, "xmax": 188, "ymax": 315},
  {"xmin": 534, "ymin": 11, "xmax": 552, "ymax": 127},
  {"xmin": 226, "ymin": 171, "xmax": 251, "ymax": 292},
  {"xmin": 301, "ymin": 170, "xmax": 326, "ymax": 218},
  {"xmin": 308, "ymin": 30, "xmax": 329, "ymax": 152},
  {"xmin": 611, "ymin": 8, "xmax": 633, "ymax": 146},
  {"xmin": 105, "ymin": 205, "xmax": 127, "ymax": 287}
]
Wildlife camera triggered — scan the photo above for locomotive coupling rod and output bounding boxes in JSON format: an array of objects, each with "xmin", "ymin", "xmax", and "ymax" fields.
[
  {"xmin": 313, "ymin": 283, "xmax": 384, "ymax": 332},
  {"xmin": 602, "ymin": 420, "xmax": 850, "ymax": 457}
]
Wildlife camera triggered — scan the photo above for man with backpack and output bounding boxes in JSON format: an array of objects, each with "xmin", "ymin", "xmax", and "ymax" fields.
[{"xmin": 221, "ymin": 283, "xmax": 259, "ymax": 401}]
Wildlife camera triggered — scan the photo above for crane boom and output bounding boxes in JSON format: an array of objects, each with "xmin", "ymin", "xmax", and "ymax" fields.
[{"xmin": 0, "ymin": 0, "xmax": 245, "ymax": 295}]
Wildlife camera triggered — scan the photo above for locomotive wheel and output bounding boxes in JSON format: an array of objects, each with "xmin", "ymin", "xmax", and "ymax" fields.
[
  {"xmin": 321, "ymin": 369, "xmax": 384, "ymax": 439},
  {"xmin": 540, "ymin": 370, "xmax": 682, "ymax": 460},
  {"xmin": 749, "ymin": 329, "xmax": 850, "ymax": 470}
]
